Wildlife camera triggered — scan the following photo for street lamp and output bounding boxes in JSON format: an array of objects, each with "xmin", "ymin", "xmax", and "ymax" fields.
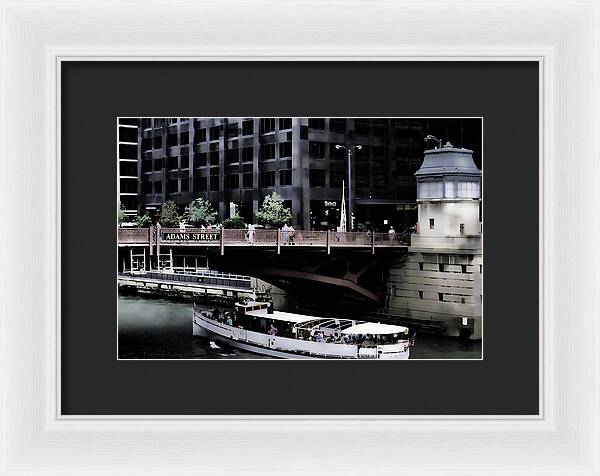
[
  {"xmin": 335, "ymin": 144, "xmax": 362, "ymax": 231},
  {"xmin": 424, "ymin": 134, "xmax": 442, "ymax": 149}
]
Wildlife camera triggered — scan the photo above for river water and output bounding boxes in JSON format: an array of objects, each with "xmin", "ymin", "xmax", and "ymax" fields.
[{"xmin": 118, "ymin": 294, "xmax": 482, "ymax": 360}]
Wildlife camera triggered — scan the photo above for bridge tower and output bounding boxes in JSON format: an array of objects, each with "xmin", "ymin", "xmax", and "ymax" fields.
[{"xmin": 386, "ymin": 142, "xmax": 483, "ymax": 339}]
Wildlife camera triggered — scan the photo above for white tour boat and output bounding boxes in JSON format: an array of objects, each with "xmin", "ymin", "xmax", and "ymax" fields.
[{"xmin": 193, "ymin": 300, "xmax": 413, "ymax": 359}]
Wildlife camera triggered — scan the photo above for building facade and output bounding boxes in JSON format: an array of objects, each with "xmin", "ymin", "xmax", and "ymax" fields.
[{"xmin": 118, "ymin": 117, "xmax": 481, "ymax": 231}]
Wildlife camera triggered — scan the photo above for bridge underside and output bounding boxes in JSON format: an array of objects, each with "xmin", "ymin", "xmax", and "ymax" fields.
[
  {"xmin": 118, "ymin": 244, "xmax": 408, "ymax": 309},
  {"xmin": 206, "ymin": 247, "xmax": 407, "ymax": 310}
]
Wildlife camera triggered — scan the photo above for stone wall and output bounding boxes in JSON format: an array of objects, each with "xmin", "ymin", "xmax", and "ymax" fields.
[{"xmin": 385, "ymin": 251, "xmax": 483, "ymax": 339}]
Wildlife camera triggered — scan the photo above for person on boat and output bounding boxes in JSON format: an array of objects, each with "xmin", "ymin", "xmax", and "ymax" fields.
[
  {"xmin": 268, "ymin": 323, "xmax": 278, "ymax": 336},
  {"xmin": 212, "ymin": 308, "xmax": 220, "ymax": 321}
]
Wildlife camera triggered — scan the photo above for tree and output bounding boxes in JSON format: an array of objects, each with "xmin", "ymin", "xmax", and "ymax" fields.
[
  {"xmin": 117, "ymin": 202, "xmax": 125, "ymax": 226},
  {"xmin": 256, "ymin": 192, "xmax": 292, "ymax": 229},
  {"xmin": 159, "ymin": 200, "xmax": 180, "ymax": 227},
  {"xmin": 185, "ymin": 198, "xmax": 217, "ymax": 227},
  {"xmin": 135, "ymin": 212, "xmax": 152, "ymax": 228},
  {"xmin": 222, "ymin": 215, "xmax": 246, "ymax": 229}
]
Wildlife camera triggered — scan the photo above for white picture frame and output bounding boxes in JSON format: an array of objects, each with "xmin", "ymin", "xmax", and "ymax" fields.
[{"xmin": 1, "ymin": 1, "xmax": 598, "ymax": 474}]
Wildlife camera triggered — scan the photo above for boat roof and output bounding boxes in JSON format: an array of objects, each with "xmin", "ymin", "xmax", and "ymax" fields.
[
  {"xmin": 245, "ymin": 308, "xmax": 318, "ymax": 324},
  {"xmin": 342, "ymin": 322, "xmax": 409, "ymax": 335}
]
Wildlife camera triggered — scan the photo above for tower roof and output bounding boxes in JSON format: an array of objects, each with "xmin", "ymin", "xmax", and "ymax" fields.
[{"xmin": 415, "ymin": 142, "xmax": 481, "ymax": 177}]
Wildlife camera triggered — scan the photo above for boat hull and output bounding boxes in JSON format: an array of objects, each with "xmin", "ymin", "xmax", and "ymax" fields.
[{"xmin": 193, "ymin": 313, "xmax": 410, "ymax": 360}]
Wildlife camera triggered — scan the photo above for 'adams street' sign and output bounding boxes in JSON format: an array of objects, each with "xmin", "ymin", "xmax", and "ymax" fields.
[{"xmin": 160, "ymin": 231, "xmax": 220, "ymax": 242}]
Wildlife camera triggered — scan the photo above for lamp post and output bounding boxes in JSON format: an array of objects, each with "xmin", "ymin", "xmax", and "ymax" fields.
[
  {"xmin": 424, "ymin": 134, "xmax": 442, "ymax": 149},
  {"xmin": 335, "ymin": 144, "xmax": 362, "ymax": 231}
]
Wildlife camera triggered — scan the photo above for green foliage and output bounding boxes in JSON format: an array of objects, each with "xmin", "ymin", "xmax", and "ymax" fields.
[
  {"xmin": 222, "ymin": 215, "xmax": 246, "ymax": 229},
  {"xmin": 135, "ymin": 212, "xmax": 152, "ymax": 228},
  {"xmin": 185, "ymin": 198, "xmax": 217, "ymax": 227},
  {"xmin": 117, "ymin": 202, "xmax": 125, "ymax": 225},
  {"xmin": 256, "ymin": 192, "xmax": 292, "ymax": 229},
  {"xmin": 159, "ymin": 201, "xmax": 180, "ymax": 227}
]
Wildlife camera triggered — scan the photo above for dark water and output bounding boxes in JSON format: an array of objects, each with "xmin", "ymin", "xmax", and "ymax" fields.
[{"xmin": 118, "ymin": 294, "xmax": 482, "ymax": 360}]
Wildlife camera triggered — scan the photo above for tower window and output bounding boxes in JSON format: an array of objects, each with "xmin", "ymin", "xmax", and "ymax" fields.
[
  {"xmin": 418, "ymin": 291, "xmax": 423, "ymax": 299},
  {"xmin": 438, "ymin": 293, "xmax": 444, "ymax": 302},
  {"xmin": 459, "ymin": 223, "xmax": 465, "ymax": 234},
  {"xmin": 429, "ymin": 218, "xmax": 434, "ymax": 229},
  {"xmin": 419, "ymin": 262, "xmax": 423, "ymax": 271}
]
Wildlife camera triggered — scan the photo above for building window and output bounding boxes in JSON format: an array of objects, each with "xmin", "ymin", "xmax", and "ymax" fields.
[
  {"xmin": 209, "ymin": 125, "xmax": 220, "ymax": 141},
  {"xmin": 462, "ymin": 265, "xmax": 467, "ymax": 273},
  {"xmin": 438, "ymin": 293, "xmax": 444, "ymax": 302},
  {"xmin": 142, "ymin": 182, "xmax": 152, "ymax": 194},
  {"xmin": 167, "ymin": 133, "xmax": 178, "ymax": 147},
  {"xmin": 354, "ymin": 120, "xmax": 370, "ymax": 136},
  {"xmin": 167, "ymin": 179, "xmax": 178, "ymax": 194},
  {"xmin": 225, "ymin": 174, "xmax": 239, "ymax": 189},
  {"xmin": 168, "ymin": 157, "xmax": 178, "ymax": 170},
  {"xmin": 329, "ymin": 118, "xmax": 346, "ymax": 133},
  {"xmin": 243, "ymin": 173, "xmax": 253, "ymax": 188},
  {"xmin": 279, "ymin": 118, "xmax": 292, "ymax": 130},
  {"xmin": 280, "ymin": 169, "xmax": 292, "ymax": 186},
  {"xmin": 308, "ymin": 118, "xmax": 325, "ymax": 130},
  {"xmin": 154, "ymin": 181, "xmax": 162, "ymax": 193},
  {"xmin": 438, "ymin": 263, "xmax": 444, "ymax": 272},
  {"xmin": 242, "ymin": 120, "xmax": 254, "ymax": 136},
  {"xmin": 180, "ymin": 131, "xmax": 189, "ymax": 144},
  {"xmin": 194, "ymin": 176, "xmax": 207, "ymax": 192},
  {"xmin": 419, "ymin": 262, "xmax": 424, "ymax": 271},
  {"xmin": 226, "ymin": 122, "xmax": 238, "ymax": 138},
  {"xmin": 225, "ymin": 148, "xmax": 239, "ymax": 164},
  {"xmin": 142, "ymin": 160, "xmax": 152, "ymax": 174},
  {"xmin": 261, "ymin": 171, "xmax": 275, "ymax": 187},
  {"xmin": 196, "ymin": 128, "xmax": 207, "ymax": 143},
  {"xmin": 309, "ymin": 169, "xmax": 325, "ymax": 187},
  {"xmin": 309, "ymin": 141, "xmax": 326, "ymax": 159},
  {"xmin": 330, "ymin": 144, "xmax": 346, "ymax": 160},
  {"xmin": 209, "ymin": 151, "xmax": 219, "ymax": 165},
  {"xmin": 429, "ymin": 218, "xmax": 435, "ymax": 229},
  {"xmin": 180, "ymin": 155, "xmax": 189, "ymax": 169},
  {"xmin": 418, "ymin": 290, "xmax": 423, "ymax": 299},
  {"xmin": 480, "ymin": 264, "xmax": 483, "ymax": 273},
  {"xmin": 279, "ymin": 142, "xmax": 292, "ymax": 158},
  {"xmin": 181, "ymin": 178, "xmax": 189, "ymax": 192},
  {"xmin": 194, "ymin": 152, "xmax": 207, "ymax": 168},
  {"xmin": 329, "ymin": 170, "xmax": 344, "ymax": 188},
  {"xmin": 260, "ymin": 118, "xmax": 275, "ymax": 134},
  {"xmin": 242, "ymin": 147, "xmax": 254, "ymax": 162},
  {"xmin": 142, "ymin": 137, "xmax": 152, "ymax": 151},
  {"xmin": 260, "ymin": 144, "xmax": 275, "ymax": 161},
  {"xmin": 154, "ymin": 158, "xmax": 164, "ymax": 171},
  {"xmin": 459, "ymin": 223, "xmax": 465, "ymax": 235},
  {"xmin": 153, "ymin": 136, "xmax": 162, "ymax": 149},
  {"xmin": 209, "ymin": 176, "xmax": 219, "ymax": 190}
]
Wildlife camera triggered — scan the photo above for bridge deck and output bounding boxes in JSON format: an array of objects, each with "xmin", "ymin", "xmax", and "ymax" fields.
[{"xmin": 118, "ymin": 228, "xmax": 409, "ymax": 251}]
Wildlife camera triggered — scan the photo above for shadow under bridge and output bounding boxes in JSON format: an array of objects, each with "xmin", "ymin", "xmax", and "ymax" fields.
[{"xmin": 206, "ymin": 247, "xmax": 408, "ymax": 309}]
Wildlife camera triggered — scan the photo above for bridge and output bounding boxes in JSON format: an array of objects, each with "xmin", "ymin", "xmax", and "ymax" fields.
[
  {"xmin": 118, "ymin": 227, "xmax": 409, "ymax": 306},
  {"xmin": 118, "ymin": 227, "xmax": 409, "ymax": 255}
]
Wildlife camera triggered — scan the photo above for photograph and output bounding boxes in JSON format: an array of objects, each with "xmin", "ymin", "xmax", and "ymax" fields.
[{"xmin": 117, "ymin": 117, "xmax": 483, "ymax": 360}]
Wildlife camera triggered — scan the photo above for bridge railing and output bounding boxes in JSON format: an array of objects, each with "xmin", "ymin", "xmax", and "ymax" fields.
[
  {"xmin": 117, "ymin": 227, "xmax": 410, "ymax": 247},
  {"xmin": 331, "ymin": 231, "xmax": 371, "ymax": 246},
  {"xmin": 118, "ymin": 228, "xmax": 150, "ymax": 244},
  {"xmin": 283, "ymin": 230, "xmax": 327, "ymax": 246},
  {"xmin": 373, "ymin": 232, "xmax": 410, "ymax": 246}
]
